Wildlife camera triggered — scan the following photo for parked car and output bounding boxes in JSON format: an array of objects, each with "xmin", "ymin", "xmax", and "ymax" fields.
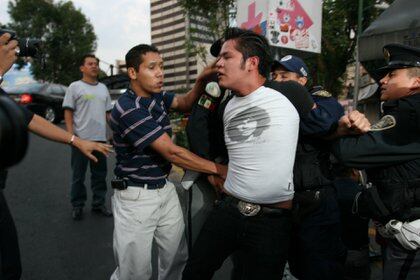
[{"xmin": 4, "ymin": 82, "xmax": 67, "ymax": 123}]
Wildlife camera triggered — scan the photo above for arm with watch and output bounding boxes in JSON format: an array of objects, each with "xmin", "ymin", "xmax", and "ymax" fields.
[{"xmin": 28, "ymin": 114, "xmax": 112, "ymax": 162}]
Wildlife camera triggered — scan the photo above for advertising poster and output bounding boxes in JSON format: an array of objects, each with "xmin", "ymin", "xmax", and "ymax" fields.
[{"xmin": 236, "ymin": 0, "xmax": 323, "ymax": 53}]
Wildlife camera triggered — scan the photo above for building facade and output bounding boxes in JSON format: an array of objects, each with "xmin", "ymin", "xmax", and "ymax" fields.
[{"xmin": 151, "ymin": 0, "xmax": 214, "ymax": 92}]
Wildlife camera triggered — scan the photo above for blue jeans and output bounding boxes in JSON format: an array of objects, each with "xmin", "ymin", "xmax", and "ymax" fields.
[
  {"xmin": 183, "ymin": 196, "xmax": 292, "ymax": 280},
  {"xmin": 70, "ymin": 146, "xmax": 107, "ymax": 208}
]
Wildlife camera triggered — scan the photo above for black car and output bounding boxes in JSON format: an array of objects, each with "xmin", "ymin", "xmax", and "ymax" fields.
[
  {"xmin": 100, "ymin": 73, "xmax": 129, "ymax": 103},
  {"xmin": 4, "ymin": 82, "xmax": 67, "ymax": 123}
]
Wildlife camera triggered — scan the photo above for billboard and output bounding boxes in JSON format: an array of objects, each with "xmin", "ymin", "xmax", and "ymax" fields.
[{"xmin": 236, "ymin": 0, "xmax": 323, "ymax": 53}]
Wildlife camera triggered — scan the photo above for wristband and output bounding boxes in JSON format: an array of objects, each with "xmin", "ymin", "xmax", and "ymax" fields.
[{"xmin": 69, "ymin": 134, "xmax": 75, "ymax": 145}]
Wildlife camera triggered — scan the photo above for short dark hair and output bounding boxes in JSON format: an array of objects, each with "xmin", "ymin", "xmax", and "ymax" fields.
[
  {"xmin": 80, "ymin": 54, "xmax": 99, "ymax": 66},
  {"xmin": 125, "ymin": 44, "xmax": 160, "ymax": 71},
  {"xmin": 223, "ymin": 28, "xmax": 272, "ymax": 78}
]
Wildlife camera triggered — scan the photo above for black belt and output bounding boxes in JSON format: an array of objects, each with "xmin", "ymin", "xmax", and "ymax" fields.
[
  {"xmin": 222, "ymin": 195, "xmax": 291, "ymax": 217},
  {"xmin": 126, "ymin": 179, "xmax": 166, "ymax": 190},
  {"xmin": 111, "ymin": 177, "xmax": 166, "ymax": 190}
]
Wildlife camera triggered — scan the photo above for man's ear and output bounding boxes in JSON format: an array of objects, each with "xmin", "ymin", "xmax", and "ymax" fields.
[
  {"xmin": 246, "ymin": 56, "xmax": 260, "ymax": 72},
  {"xmin": 297, "ymin": 76, "xmax": 307, "ymax": 86},
  {"xmin": 127, "ymin": 67, "xmax": 137, "ymax": 80},
  {"xmin": 409, "ymin": 76, "xmax": 420, "ymax": 91},
  {"xmin": 79, "ymin": 65, "xmax": 84, "ymax": 73}
]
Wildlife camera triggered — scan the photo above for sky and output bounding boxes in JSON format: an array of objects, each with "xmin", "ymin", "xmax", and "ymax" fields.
[{"xmin": 0, "ymin": 0, "xmax": 151, "ymax": 74}]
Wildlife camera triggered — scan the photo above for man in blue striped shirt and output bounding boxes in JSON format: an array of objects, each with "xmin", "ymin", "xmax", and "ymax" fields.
[{"xmin": 109, "ymin": 44, "xmax": 227, "ymax": 280}]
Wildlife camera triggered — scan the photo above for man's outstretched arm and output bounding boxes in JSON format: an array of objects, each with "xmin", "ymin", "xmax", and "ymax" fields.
[{"xmin": 28, "ymin": 114, "xmax": 112, "ymax": 162}]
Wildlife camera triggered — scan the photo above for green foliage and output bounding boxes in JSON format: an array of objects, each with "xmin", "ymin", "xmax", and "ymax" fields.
[
  {"xmin": 7, "ymin": 0, "xmax": 97, "ymax": 85},
  {"xmin": 304, "ymin": 0, "xmax": 387, "ymax": 95}
]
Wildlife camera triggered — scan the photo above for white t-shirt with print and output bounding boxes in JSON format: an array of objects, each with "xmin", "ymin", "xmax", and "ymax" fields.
[{"xmin": 223, "ymin": 86, "xmax": 299, "ymax": 204}]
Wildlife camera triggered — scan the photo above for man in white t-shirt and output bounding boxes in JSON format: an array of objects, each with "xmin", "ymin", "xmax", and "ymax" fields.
[
  {"xmin": 63, "ymin": 54, "xmax": 113, "ymax": 220},
  {"xmin": 183, "ymin": 28, "xmax": 300, "ymax": 280}
]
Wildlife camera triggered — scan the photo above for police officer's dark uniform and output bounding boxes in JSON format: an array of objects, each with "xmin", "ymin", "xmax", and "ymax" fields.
[
  {"xmin": 270, "ymin": 56, "xmax": 348, "ymax": 280},
  {"xmin": 290, "ymin": 88, "xmax": 347, "ymax": 280},
  {"xmin": 333, "ymin": 167, "xmax": 370, "ymax": 280},
  {"xmin": 333, "ymin": 44, "xmax": 420, "ymax": 280}
]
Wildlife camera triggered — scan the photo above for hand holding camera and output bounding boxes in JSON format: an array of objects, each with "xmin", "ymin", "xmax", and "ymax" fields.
[
  {"xmin": 0, "ymin": 29, "xmax": 43, "ymax": 169},
  {"xmin": 0, "ymin": 32, "xmax": 18, "ymax": 78}
]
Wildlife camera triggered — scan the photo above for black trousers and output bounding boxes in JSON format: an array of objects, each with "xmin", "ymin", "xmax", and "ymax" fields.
[
  {"xmin": 288, "ymin": 192, "xmax": 347, "ymax": 280},
  {"xmin": 70, "ymin": 147, "xmax": 108, "ymax": 208},
  {"xmin": 0, "ymin": 190, "xmax": 22, "ymax": 280},
  {"xmin": 183, "ymin": 196, "xmax": 292, "ymax": 280}
]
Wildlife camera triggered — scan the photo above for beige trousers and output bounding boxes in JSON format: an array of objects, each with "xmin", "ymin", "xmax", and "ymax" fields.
[{"xmin": 110, "ymin": 181, "xmax": 188, "ymax": 280}]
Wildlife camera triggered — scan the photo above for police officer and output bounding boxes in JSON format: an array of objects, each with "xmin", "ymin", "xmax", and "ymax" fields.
[
  {"xmin": 272, "ymin": 55, "xmax": 348, "ymax": 279},
  {"xmin": 333, "ymin": 44, "xmax": 420, "ymax": 280}
]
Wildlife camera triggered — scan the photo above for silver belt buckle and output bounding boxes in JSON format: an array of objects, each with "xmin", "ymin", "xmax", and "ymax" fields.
[{"xmin": 237, "ymin": 200, "xmax": 261, "ymax": 216}]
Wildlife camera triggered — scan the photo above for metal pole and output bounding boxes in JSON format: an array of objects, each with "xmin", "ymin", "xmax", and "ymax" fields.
[
  {"xmin": 185, "ymin": 13, "xmax": 191, "ymax": 90},
  {"xmin": 353, "ymin": 0, "xmax": 363, "ymax": 109}
]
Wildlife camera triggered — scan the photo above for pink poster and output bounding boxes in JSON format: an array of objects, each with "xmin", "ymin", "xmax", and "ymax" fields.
[{"xmin": 237, "ymin": 0, "xmax": 322, "ymax": 53}]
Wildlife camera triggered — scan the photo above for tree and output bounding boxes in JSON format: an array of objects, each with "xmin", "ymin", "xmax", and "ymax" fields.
[
  {"xmin": 8, "ymin": 0, "xmax": 97, "ymax": 85},
  {"xmin": 305, "ymin": 0, "xmax": 390, "ymax": 95},
  {"xmin": 181, "ymin": 0, "xmax": 393, "ymax": 95}
]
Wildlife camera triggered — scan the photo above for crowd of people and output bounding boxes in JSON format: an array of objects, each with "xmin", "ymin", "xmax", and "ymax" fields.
[{"xmin": 0, "ymin": 26, "xmax": 420, "ymax": 280}]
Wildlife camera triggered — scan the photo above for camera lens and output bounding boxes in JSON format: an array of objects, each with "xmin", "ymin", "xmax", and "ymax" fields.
[{"xmin": 17, "ymin": 38, "xmax": 42, "ymax": 57}]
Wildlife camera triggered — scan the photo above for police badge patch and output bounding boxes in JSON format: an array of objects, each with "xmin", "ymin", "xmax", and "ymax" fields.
[
  {"xmin": 311, "ymin": 89, "xmax": 332, "ymax": 98},
  {"xmin": 370, "ymin": 115, "xmax": 396, "ymax": 131}
]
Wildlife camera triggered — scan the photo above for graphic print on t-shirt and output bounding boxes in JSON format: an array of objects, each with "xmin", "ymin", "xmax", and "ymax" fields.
[{"xmin": 225, "ymin": 106, "xmax": 270, "ymax": 143}]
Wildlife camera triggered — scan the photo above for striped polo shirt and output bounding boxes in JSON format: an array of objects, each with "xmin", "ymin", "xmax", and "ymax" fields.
[{"xmin": 109, "ymin": 89, "xmax": 175, "ymax": 185}]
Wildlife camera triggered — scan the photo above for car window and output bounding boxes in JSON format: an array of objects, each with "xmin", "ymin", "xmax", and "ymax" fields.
[
  {"xmin": 3, "ymin": 83, "xmax": 44, "ymax": 94},
  {"xmin": 45, "ymin": 84, "xmax": 55, "ymax": 95},
  {"xmin": 44, "ymin": 84, "xmax": 65, "ymax": 96},
  {"xmin": 60, "ymin": 85, "xmax": 68, "ymax": 93},
  {"xmin": 52, "ymin": 84, "xmax": 66, "ymax": 96}
]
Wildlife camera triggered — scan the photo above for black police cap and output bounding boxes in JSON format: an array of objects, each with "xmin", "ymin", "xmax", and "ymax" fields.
[{"xmin": 376, "ymin": 43, "xmax": 420, "ymax": 77}]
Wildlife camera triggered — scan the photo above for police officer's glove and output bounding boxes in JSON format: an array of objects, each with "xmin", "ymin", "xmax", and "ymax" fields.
[{"xmin": 385, "ymin": 219, "xmax": 420, "ymax": 250}]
